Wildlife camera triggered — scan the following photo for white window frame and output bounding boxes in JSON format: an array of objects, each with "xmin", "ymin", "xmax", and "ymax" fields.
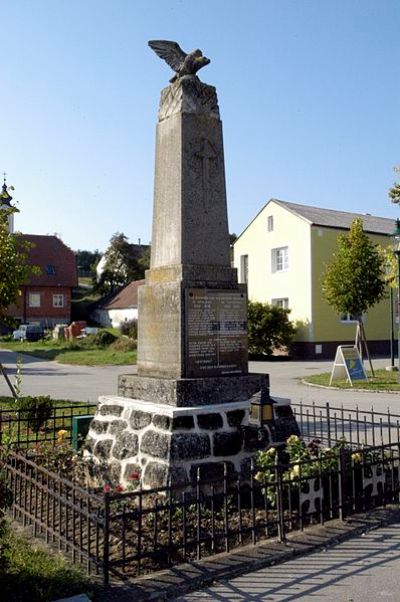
[
  {"xmin": 267, "ymin": 215, "xmax": 274, "ymax": 232},
  {"xmin": 271, "ymin": 246, "xmax": 288, "ymax": 272},
  {"xmin": 240, "ymin": 254, "xmax": 249, "ymax": 284},
  {"xmin": 271, "ymin": 297, "xmax": 289, "ymax": 309},
  {"xmin": 28, "ymin": 293, "xmax": 41, "ymax": 308},
  {"xmin": 53, "ymin": 294, "xmax": 64, "ymax": 308},
  {"xmin": 340, "ymin": 313, "xmax": 359, "ymax": 323}
]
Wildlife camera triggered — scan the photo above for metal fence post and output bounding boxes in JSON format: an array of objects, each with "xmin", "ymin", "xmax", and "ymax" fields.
[
  {"xmin": 276, "ymin": 456, "xmax": 285, "ymax": 542},
  {"xmin": 103, "ymin": 492, "xmax": 110, "ymax": 586}
]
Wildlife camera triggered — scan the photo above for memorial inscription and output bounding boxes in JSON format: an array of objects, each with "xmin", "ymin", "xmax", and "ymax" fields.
[{"xmin": 186, "ymin": 289, "xmax": 247, "ymax": 377}]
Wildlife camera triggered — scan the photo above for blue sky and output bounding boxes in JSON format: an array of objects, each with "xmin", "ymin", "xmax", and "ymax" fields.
[{"xmin": 2, "ymin": 0, "xmax": 399, "ymax": 252}]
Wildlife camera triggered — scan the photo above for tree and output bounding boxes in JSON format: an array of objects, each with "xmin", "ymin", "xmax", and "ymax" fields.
[
  {"xmin": 75, "ymin": 249, "xmax": 101, "ymax": 278},
  {"xmin": 0, "ymin": 208, "xmax": 40, "ymax": 326},
  {"xmin": 321, "ymin": 217, "xmax": 386, "ymax": 371},
  {"xmin": 247, "ymin": 301, "xmax": 297, "ymax": 356},
  {"xmin": 389, "ymin": 166, "xmax": 400, "ymax": 205},
  {"xmin": 96, "ymin": 232, "xmax": 150, "ymax": 294}
]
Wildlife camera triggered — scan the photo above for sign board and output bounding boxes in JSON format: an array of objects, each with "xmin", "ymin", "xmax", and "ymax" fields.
[
  {"xmin": 185, "ymin": 288, "xmax": 247, "ymax": 377},
  {"xmin": 330, "ymin": 345, "xmax": 368, "ymax": 386}
]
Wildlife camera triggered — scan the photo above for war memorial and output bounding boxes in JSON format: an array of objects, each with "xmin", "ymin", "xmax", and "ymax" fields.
[{"xmin": 86, "ymin": 41, "xmax": 297, "ymax": 488}]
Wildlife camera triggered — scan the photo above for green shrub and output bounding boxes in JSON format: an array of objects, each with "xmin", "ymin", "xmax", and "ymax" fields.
[
  {"xmin": 119, "ymin": 318, "xmax": 137, "ymax": 339},
  {"xmin": 92, "ymin": 330, "xmax": 118, "ymax": 347},
  {"xmin": 110, "ymin": 337, "xmax": 137, "ymax": 352},
  {"xmin": 15, "ymin": 396, "xmax": 53, "ymax": 433},
  {"xmin": 247, "ymin": 301, "xmax": 297, "ymax": 356}
]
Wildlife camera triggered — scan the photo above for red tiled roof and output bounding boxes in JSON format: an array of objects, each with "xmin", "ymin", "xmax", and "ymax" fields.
[
  {"xmin": 19, "ymin": 234, "xmax": 78, "ymax": 287},
  {"xmin": 102, "ymin": 280, "xmax": 145, "ymax": 310}
]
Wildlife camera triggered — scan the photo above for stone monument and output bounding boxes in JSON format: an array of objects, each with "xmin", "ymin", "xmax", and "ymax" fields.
[{"xmin": 86, "ymin": 41, "xmax": 295, "ymax": 489}]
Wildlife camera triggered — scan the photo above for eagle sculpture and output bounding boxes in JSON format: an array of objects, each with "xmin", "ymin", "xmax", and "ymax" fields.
[{"xmin": 148, "ymin": 40, "xmax": 210, "ymax": 83}]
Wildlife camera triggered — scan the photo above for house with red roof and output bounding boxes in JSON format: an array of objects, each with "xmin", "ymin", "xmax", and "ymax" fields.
[
  {"xmin": 1, "ymin": 179, "xmax": 78, "ymax": 327},
  {"xmin": 8, "ymin": 234, "xmax": 78, "ymax": 326}
]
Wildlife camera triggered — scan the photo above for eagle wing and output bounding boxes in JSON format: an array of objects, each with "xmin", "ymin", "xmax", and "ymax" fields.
[{"xmin": 148, "ymin": 40, "xmax": 187, "ymax": 73}]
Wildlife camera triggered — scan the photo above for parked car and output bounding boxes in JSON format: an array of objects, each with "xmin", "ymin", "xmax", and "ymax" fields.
[{"xmin": 12, "ymin": 324, "xmax": 44, "ymax": 342}]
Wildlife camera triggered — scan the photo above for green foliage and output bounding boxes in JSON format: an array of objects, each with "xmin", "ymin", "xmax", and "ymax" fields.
[
  {"xmin": 75, "ymin": 248, "xmax": 101, "ymax": 277},
  {"xmin": 110, "ymin": 337, "xmax": 137, "ymax": 352},
  {"xmin": 322, "ymin": 218, "xmax": 386, "ymax": 318},
  {"xmin": 0, "ymin": 209, "xmax": 40, "ymax": 325},
  {"xmin": 15, "ymin": 396, "xmax": 53, "ymax": 433},
  {"xmin": 92, "ymin": 329, "xmax": 118, "ymax": 347},
  {"xmin": 247, "ymin": 301, "xmax": 297, "ymax": 355},
  {"xmin": 0, "ymin": 523, "xmax": 91, "ymax": 601},
  {"xmin": 96, "ymin": 232, "xmax": 149, "ymax": 294},
  {"xmin": 389, "ymin": 166, "xmax": 400, "ymax": 204},
  {"xmin": 119, "ymin": 318, "xmax": 138, "ymax": 339}
]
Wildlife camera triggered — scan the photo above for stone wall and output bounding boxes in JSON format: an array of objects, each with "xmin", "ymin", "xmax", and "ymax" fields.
[{"xmin": 86, "ymin": 395, "xmax": 299, "ymax": 490}]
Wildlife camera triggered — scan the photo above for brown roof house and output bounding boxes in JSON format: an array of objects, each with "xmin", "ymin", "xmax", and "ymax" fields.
[
  {"xmin": 1, "ymin": 180, "xmax": 78, "ymax": 327},
  {"xmin": 7, "ymin": 234, "xmax": 78, "ymax": 327},
  {"xmin": 91, "ymin": 280, "xmax": 144, "ymax": 328}
]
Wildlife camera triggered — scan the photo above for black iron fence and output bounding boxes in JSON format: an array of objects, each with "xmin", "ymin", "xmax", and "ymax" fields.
[
  {"xmin": 2, "ymin": 402, "xmax": 400, "ymax": 584},
  {"xmin": 0, "ymin": 402, "xmax": 96, "ymax": 448},
  {"xmin": 292, "ymin": 401, "xmax": 400, "ymax": 447}
]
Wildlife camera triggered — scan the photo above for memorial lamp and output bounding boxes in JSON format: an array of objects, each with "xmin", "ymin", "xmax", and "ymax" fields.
[{"xmin": 249, "ymin": 386, "xmax": 275, "ymax": 427}]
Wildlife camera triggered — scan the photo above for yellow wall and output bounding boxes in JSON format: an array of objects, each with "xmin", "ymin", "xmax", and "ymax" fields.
[
  {"xmin": 234, "ymin": 201, "xmax": 392, "ymax": 345},
  {"xmin": 311, "ymin": 226, "xmax": 391, "ymax": 342},
  {"xmin": 233, "ymin": 200, "xmax": 313, "ymax": 341}
]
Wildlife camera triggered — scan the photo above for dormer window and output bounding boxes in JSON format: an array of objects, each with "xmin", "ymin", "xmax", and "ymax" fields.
[{"xmin": 46, "ymin": 264, "xmax": 56, "ymax": 276}]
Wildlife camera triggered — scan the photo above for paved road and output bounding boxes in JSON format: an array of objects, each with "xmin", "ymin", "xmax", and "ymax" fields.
[
  {"xmin": 0, "ymin": 348, "xmax": 135, "ymax": 403},
  {"xmin": 176, "ymin": 522, "xmax": 400, "ymax": 601},
  {"xmin": 0, "ymin": 349, "xmax": 398, "ymax": 411}
]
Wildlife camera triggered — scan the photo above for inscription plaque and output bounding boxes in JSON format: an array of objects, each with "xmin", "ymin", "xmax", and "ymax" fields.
[{"xmin": 185, "ymin": 289, "xmax": 248, "ymax": 377}]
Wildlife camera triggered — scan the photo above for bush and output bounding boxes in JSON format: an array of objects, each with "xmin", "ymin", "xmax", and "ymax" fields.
[
  {"xmin": 119, "ymin": 319, "xmax": 137, "ymax": 340},
  {"xmin": 92, "ymin": 330, "xmax": 118, "ymax": 347},
  {"xmin": 15, "ymin": 396, "xmax": 53, "ymax": 433},
  {"xmin": 110, "ymin": 337, "xmax": 137, "ymax": 352},
  {"xmin": 247, "ymin": 301, "xmax": 297, "ymax": 356}
]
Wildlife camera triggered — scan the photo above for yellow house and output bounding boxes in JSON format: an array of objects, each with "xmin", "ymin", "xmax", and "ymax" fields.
[{"xmin": 233, "ymin": 199, "xmax": 395, "ymax": 358}]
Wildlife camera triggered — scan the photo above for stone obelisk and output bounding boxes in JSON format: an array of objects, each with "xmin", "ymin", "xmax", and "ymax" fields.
[{"xmin": 87, "ymin": 42, "xmax": 272, "ymax": 489}]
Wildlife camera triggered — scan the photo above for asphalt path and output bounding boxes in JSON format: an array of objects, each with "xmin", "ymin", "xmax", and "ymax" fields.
[
  {"xmin": 0, "ymin": 349, "xmax": 398, "ymax": 413},
  {"xmin": 176, "ymin": 522, "xmax": 400, "ymax": 601}
]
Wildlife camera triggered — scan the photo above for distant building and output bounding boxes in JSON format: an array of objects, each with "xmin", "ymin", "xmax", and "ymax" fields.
[
  {"xmin": 91, "ymin": 279, "xmax": 144, "ymax": 328},
  {"xmin": 1, "ymin": 179, "xmax": 78, "ymax": 327},
  {"xmin": 233, "ymin": 199, "xmax": 394, "ymax": 358}
]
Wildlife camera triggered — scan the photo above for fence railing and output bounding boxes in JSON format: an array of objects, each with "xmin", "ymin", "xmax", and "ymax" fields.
[
  {"xmin": 2, "ymin": 402, "xmax": 400, "ymax": 584},
  {"xmin": 4, "ymin": 450, "xmax": 106, "ymax": 578},
  {"xmin": 292, "ymin": 401, "xmax": 400, "ymax": 447},
  {"xmin": 3, "ymin": 439, "xmax": 400, "ymax": 583},
  {"xmin": 0, "ymin": 402, "xmax": 96, "ymax": 448}
]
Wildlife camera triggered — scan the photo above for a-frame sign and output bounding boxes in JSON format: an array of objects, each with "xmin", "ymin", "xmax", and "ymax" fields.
[{"xmin": 330, "ymin": 345, "xmax": 368, "ymax": 386}]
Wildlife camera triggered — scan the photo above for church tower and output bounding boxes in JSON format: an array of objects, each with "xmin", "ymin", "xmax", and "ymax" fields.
[{"xmin": 0, "ymin": 176, "xmax": 16, "ymax": 233}]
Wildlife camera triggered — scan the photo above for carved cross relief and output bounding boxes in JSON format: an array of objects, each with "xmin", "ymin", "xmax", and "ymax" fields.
[{"xmin": 189, "ymin": 136, "xmax": 219, "ymax": 208}]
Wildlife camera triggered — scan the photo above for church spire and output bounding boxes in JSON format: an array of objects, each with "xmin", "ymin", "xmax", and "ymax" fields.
[{"xmin": 0, "ymin": 173, "xmax": 13, "ymax": 207}]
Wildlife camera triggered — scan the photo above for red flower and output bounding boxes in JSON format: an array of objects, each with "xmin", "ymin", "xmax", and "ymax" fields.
[
  {"xmin": 129, "ymin": 470, "xmax": 140, "ymax": 481},
  {"xmin": 103, "ymin": 484, "xmax": 112, "ymax": 493},
  {"xmin": 115, "ymin": 484, "xmax": 124, "ymax": 493}
]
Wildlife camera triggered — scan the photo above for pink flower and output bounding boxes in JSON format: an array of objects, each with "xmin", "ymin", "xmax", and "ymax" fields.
[
  {"xmin": 103, "ymin": 484, "xmax": 112, "ymax": 493},
  {"xmin": 129, "ymin": 470, "xmax": 140, "ymax": 481},
  {"xmin": 115, "ymin": 484, "xmax": 124, "ymax": 493}
]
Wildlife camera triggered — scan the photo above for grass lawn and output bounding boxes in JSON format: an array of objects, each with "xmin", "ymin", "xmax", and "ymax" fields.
[
  {"xmin": 0, "ymin": 521, "xmax": 95, "ymax": 601},
  {"xmin": 0, "ymin": 337, "xmax": 137, "ymax": 365},
  {"xmin": 303, "ymin": 368, "xmax": 400, "ymax": 391}
]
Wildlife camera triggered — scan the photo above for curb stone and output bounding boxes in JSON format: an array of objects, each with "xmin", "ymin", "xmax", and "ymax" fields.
[{"xmin": 92, "ymin": 506, "xmax": 400, "ymax": 601}]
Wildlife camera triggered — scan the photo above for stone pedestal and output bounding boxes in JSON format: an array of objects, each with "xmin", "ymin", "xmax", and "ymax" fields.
[{"xmin": 86, "ymin": 395, "xmax": 272, "ymax": 489}]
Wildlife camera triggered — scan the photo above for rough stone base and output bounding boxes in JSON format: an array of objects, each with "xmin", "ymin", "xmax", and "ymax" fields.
[{"xmin": 86, "ymin": 393, "xmax": 300, "ymax": 490}]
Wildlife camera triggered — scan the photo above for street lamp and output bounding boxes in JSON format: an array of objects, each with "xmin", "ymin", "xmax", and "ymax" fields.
[{"xmin": 391, "ymin": 219, "xmax": 400, "ymax": 375}]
